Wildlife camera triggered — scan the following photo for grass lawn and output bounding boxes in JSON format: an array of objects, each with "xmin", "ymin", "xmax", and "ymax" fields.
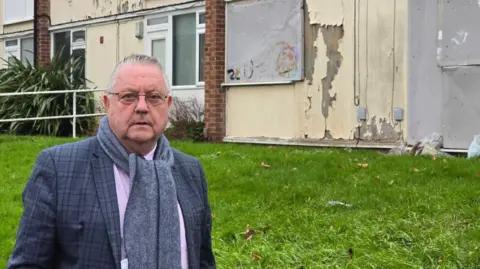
[{"xmin": 1, "ymin": 135, "xmax": 480, "ymax": 268}]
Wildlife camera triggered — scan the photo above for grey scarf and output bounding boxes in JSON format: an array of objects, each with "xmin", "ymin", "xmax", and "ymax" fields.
[{"xmin": 97, "ymin": 116, "xmax": 181, "ymax": 269}]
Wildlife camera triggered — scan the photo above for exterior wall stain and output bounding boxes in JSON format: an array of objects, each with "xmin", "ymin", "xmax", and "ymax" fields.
[
  {"xmin": 51, "ymin": 0, "xmax": 157, "ymax": 24},
  {"xmin": 320, "ymin": 25, "xmax": 343, "ymax": 118},
  {"xmin": 304, "ymin": 0, "xmax": 320, "ymax": 84},
  {"xmin": 324, "ymin": 129, "xmax": 333, "ymax": 139},
  {"xmin": 357, "ymin": 116, "xmax": 401, "ymax": 141},
  {"xmin": 223, "ymin": 0, "xmax": 408, "ymax": 144}
]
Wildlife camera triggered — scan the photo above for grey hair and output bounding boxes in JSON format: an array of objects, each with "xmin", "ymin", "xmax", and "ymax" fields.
[{"xmin": 106, "ymin": 54, "xmax": 171, "ymax": 94}]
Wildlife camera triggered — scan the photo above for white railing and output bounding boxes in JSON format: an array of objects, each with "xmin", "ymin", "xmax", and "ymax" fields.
[{"xmin": 0, "ymin": 89, "xmax": 106, "ymax": 137}]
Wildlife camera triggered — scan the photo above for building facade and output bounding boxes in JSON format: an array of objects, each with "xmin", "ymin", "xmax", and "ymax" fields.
[
  {"xmin": 1, "ymin": 0, "xmax": 479, "ymax": 150},
  {"xmin": 0, "ymin": 0, "xmax": 206, "ymax": 106},
  {"xmin": 206, "ymin": 0, "xmax": 480, "ymax": 151}
]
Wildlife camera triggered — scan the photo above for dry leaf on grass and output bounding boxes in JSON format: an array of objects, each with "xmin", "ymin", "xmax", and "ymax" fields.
[
  {"xmin": 252, "ymin": 252, "xmax": 261, "ymax": 261},
  {"xmin": 244, "ymin": 226, "xmax": 255, "ymax": 240},
  {"xmin": 412, "ymin": 168, "xmax": 419, "ymax": 172},
  {"xmin": 358, "ymin": 163, "xmax": 369, "ymax": 168},
  {"xmin": 261, "ymin": 162, "xmax": 270, "ymax": 168}
]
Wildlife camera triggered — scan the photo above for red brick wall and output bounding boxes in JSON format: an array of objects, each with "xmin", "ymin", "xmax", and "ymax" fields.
[
  {"xmin": 204, "ymin": 0, "xmax": 226, "ymax": 141},
  {"xmin": 36, "ymin": 0, "xmax": 51, "ymax": 66}
]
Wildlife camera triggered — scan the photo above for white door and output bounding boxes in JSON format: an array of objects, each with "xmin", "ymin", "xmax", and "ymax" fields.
[
  {"xmin": 151, "ymin": 39, "xmax": 166, "ymax": 68},
  {"xmin": 147, "ymin": 31, "xmax": 170, "ymax": 80}
]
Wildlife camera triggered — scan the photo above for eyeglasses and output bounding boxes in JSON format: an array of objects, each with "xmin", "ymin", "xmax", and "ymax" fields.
[{"xmin": 108, "ymin": 91, "xmax": 168, "ymax": 106}]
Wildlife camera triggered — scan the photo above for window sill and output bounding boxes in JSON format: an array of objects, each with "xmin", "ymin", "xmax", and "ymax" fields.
[
  {"xmin": 221, "ymin": 80, "xmax": 295, "ymax": 87},
  {"xmin": 171, "ymin": 84, "xmax": 205, "ymax": 91},
  {"xmin": 3, "ymin": 18, "xmax": 33, "ymax": 26}
]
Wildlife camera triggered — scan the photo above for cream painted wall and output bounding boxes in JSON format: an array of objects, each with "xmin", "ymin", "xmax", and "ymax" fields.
[
  {"xmin": 3, "ymin": 21, "xmax": 32, "ymax": 34},
  {"xmin": 118, "ymin": 19, "xmax": 144, "ymax": 59},
  {"xmin": 51, "ymin": 0, "xmax": 191, "ymax": 25},
  {"xmin": 0, "ymin": 0, "xmax": 33, "ymax": 34},
  {"xmin": 85, "ymin": 18, "xmax": 145, "ymax": 90},
  {"xmin": 225, "ymin": 0, "xmax": 408, "ymax": 142},
  {"xmin": 144, "ymin": 0, "xmax": 192, "ymax": 9},
  {"xmin": 226, "ymin": 85, "xmax": 297, "ymax": 138},
  {"xmin": 86, "ymin": 23, "xmax": 118, "ymax": 91}
]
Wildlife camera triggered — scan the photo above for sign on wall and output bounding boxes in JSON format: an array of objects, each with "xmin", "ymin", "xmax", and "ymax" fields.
[{"xmin": 225, "ymin": 0, "xmax": 304, "ymax": 84}]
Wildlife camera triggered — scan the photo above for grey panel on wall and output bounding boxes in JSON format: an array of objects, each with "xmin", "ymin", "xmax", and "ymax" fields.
[
  {"xmin": 442, "ymin": 66, "xmax": 480, "ymax": 149},
  {"xmin": 437, "ymin": 0, "xmax": 480, "ymax": 66},
  {"xmin": 225, "ymin": 0, "xmax": 304, "ymax": 83},
  {"xmin": 406, "ymin": 0, "xmax": 443, "ymax": 144}
]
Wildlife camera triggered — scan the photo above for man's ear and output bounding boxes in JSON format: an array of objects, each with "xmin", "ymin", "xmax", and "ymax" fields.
[
  {"xmin": 103, "ymin": 94, "xmax": 110, "ymax": 109},
  {"xmin": 166, "ymin": 95, "xmax": 173, "ymax": 108}
]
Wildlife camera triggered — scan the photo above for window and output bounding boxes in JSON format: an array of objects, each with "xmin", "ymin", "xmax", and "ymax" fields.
[
  {"xmin": 4, "ymin": 0, "xmax": 34, "ymax": 24},
  {"xmin": 197, "ymin": 12, "xmax": 205, "ymax": 83},
  {"xmin": 4, "ymin": 36, "xmax": 34, "ymax": 66},
  {"xmin": 52, "ymin": 29, "xmax": 86, "ymax": 81},
  {"xmin": 146, "ymin": 10, "xmax": 206, "ymax": 88}
]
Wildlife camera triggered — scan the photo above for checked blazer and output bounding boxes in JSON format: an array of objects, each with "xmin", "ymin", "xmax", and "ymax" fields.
[{"xmin": 7, "ymin": 136, "xmax": 216, "ymax": 269}]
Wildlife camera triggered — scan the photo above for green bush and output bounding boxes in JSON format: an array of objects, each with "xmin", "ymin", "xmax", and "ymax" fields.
[
  {"xmin": 0, "ymin": 48, "xmax": 98, "ymax": 136},
  {"xmin": 165, "ymin": 97, "xmax": 205, "ymax": 141}
]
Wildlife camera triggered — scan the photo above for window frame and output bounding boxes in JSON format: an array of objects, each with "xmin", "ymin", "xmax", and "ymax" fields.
[
  {"xmin": 3, "ymin": 35, "xmax": 34, "ymax": 66},
  {"xmin": 50, "ymin": 28, "xmax": 87, "ymax": 59},
  {"xmin": 50, "ymin": 28, "xmax": 86, "ymax": 81},
  {"xmin": 196, "ymin": 12, "xmax": 205, "ymax": 86},
  {"xmin": 144, "ymin": 7, "xmax": 205, "ymax": 91},
  {"xmin": 3, "ymin": 0, "xmax": 34, "ymax": 25}
]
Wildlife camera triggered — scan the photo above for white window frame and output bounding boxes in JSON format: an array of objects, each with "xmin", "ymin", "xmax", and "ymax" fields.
[
  {"xmin": 71, "ymin": 29, "xmax": 86, "ymax": 52},
  {"xmin": 196, "ymin": 12, "xmax": 205, "ymax": 86},
  {"xmin": 3, "ymin": 35, "xmax": 34, "ymax": 66},
  {"xmin": 50, "ymin": 28, "xmax": 86, "ymax": 82},
  {"xmin": 3, "ymin": 0, "xmax": 34, "ymax": 25},
  {"xmin": 144, "ymin": 6, "xmax": 205, "ymax": 91},
  {"xmin": 4, "ymin": 39, "xmax": 20, "ymax": 61},
  {"xmin": 50, "ymin": 28, "xmax": 86, "ymax": 60}
]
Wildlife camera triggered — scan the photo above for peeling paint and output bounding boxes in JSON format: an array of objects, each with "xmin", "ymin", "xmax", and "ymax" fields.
[
  {"xmin": 357, "ymin": 116, "xmax": 401, "ymax": 141},
  {"xmin": 305, "ymin": 96, "xmax": 312, "ymax": 116},
  {"xmin": 321, "ymin": 25, "xmax": 343, "ymax": 118},
  {"xmin": 121, "ymin": 0, "xmax": 130, "ymax": 13},
  {"xmin": 324, "ymin": 130, "xmax": 333, "ymax": 139},
  {"xmin": 304, "ymin": 0, "xmax": 320, "ymax": 84},
  {"xmin": 225, "ymin": 0, "xmax": 406, "ymax": 143}
]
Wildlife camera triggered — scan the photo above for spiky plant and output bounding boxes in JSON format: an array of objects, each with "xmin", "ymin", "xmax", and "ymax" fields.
[{"xmin": 0, "ymin": 47, "xmax": 98, "ymax": 136}]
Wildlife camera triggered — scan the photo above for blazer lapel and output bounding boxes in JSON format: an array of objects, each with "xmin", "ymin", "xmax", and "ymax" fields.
[
  {"xmin": 92, "ymin": 142, "xmax": 122, "ymax": 269},
  {"xmin": 172, "ymin": 164, "xmax": 197, "ymax": 269}
]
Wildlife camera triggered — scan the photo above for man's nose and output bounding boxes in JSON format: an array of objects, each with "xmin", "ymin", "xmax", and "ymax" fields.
[{"xmin": 135, "ymin": 96, "xmax": 149, "ymax": 113}]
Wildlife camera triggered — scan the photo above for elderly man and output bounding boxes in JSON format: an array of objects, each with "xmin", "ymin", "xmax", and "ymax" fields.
[{"xmin": 7, "ymin": 54, "xmax": 216, "ymax": 269}]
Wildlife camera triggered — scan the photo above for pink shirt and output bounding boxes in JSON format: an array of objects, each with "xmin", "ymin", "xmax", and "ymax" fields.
[{"xmin": 113, "ymin": 146, "xmax": 188, "ymax": 268}]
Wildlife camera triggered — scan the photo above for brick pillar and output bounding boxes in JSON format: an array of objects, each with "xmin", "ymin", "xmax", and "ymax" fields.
[
  {"xmin": 35, "ymin": 0, "xmax": 51, "ymax": 66},
  {"xmin": 204, "ymin": 0, "xmax": 226, "ymax": 141}
]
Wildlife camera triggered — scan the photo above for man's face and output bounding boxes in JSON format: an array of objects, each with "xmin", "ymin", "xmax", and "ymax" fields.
[{"xmin": 103, "ymin": 63, "xmax": 172, "ymax": 147}]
